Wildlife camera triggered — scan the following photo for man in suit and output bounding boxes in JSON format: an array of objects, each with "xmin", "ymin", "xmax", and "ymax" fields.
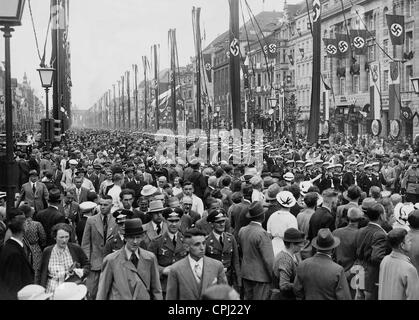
[
  {"xmin": 147, "ymin": 208, "xmax": 188, "ymax": 296},
  {"xmin": 358, "ymin": 164, "xmax": 381, "ymax": 194},
  {"xmin": 126, "ymin": 169, "xmax": 146, "ymax": 207},
  {"xmin": 186, "ymin": 159, "xmax": 207, "ymax": 200},
  {"xmin": 69, "ymin": 176, "xmax": 90, "ymax": 204},
  {"xmin": 335, "ymin": 185, "xmax": 361, "ymax": 228},
  {"xmin": 34, "ymin": 188, "xmax": 66, "ymax": 246},
  {"xmin": 17, "ymin": 169, "xmax": 49, "ymax": 214},
  {"xmin": 85, "ymin": 164, "xmax": 100, "ymax": 193},
  {"xmin": 61, "ymin": 159, "xmax": 78, "ymax": 191},
  {"xmin": 342, "ymin": 162, "xmax": 356, "ymax": 191},
  {"xmin": 50, "ymin": 162, "xmax": 63, "ymax": 192},
  {"xmin": 229, "ymin": 191, "xmax": 251, "ymax": 243},
  {"xmin": 205, "ymin": 209, "xmax": 241, "ymax": 291},
  {"xmin": 294, "ymin": 228, "xmax": 352, "ymax": 300},
  {"xmin": 142, "ymin": 200, "xmax": 168, "ymax": 248},
  {"xmin": 355, "ymin": 203, "xmax": 391, "ymax": 300},
  {"xmin": 0, "ymin": 214, "xmax": 34, "ymax": 299},
  {"xmin": 81, "ymin": 195, "xmax": 117, "ymax": 300},
  {"xmin": 97, "ymin": 218, "xmax": 163, "ymax": 300},
  {"xmin": 238, "ymin": 201, "xmax": 274, "ymax": 300},
  {"xmin": 166, "ymin": 228, "xmax": 227, "ymax": 300}
]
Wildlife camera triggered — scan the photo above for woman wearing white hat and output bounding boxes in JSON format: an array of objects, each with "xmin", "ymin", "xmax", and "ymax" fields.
[{"xmin": 267, "ymin": 191, "xmax": 298, "ymax": 257}]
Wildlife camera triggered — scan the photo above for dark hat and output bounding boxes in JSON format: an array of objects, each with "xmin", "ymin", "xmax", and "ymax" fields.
[
  {"xmin": 283, "ymin": 228, "xmax": 306, "ymax": 243},
  {"xmin": 163, "ymin": 207, "xmax": 183, "ymax": 221},
  {"xmin": 207, "ymin": 209, "xmax": 227, "ymax": 223},
  {"xmin": 0, "ymin": 192, "xmax": 6, "ymax": 200},
  {"xmin": 124, "ymin": 218, "xmax": 145, "ymax": 237},
  {"xmin": 246, "ymin": 201, "xmax": 267, "ymax": 219},
  {"xmin": 75, "ymin": 168, "xmax": 86, "ymax": 174},
  {"xmin": 408, "ymin": 209, "xmax": 419, "ymax": 229},
  {"xmin": 312, "ymin": 228, "xmax": 340, "ymax": 251},
  {"xmin": 231, "ymin": 192, "xmax": 243, "ymax": 204}
]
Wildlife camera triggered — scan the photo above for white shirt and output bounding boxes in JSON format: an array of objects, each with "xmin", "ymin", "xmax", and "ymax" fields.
[
  {"xmin": 10, "ymin": 236, "xmax": 24, "ymax": 248},
  {"xmin": 188, "ymin": 255, "xmax": 203, "ymax": 283},
  {"xmin": 81, "ymin": 178, "xmax": 95, "ymax": 191},
  {"xmin": 124, "ymin": 246, "xmax": 140, "ymax": 261},
  {"xmin": 108, "ymin": 185, "xmax": 122, "ymax": 213},
  {"xmin": 191, "ymin": 194, "xmax": 204, "ymax": 217},
  {"xmin": 267, "ymin": 209, "xmax": 298, "ymax": 256},
  {"xmin": 152, "ymin": 221, "xmax": 163, "ymax": 233},
  {"xmin": 252, "ymin": 189, "xmax": 265, "ymax": 202}
]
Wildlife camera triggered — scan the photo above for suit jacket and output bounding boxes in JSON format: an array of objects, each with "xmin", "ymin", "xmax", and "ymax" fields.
[
  {"xmin": 355, "ymin": 222, "xmax": 391, "ymax": 292},
  {"xmin": 86, "ymin": 173, "xmax": 100, "ymax": 193},
  {"xmin": 39, "ymin": 242, "xmax": 91, "ymax": 287},
  {"xmin": 166, "ymin": 255, "xmax": 227, "ymax": 300},
  {"xmin": 188, "ymin": 170, "xmax": 207, "ymax": 199},
  {"xmin": 0, "ymin": 239, "xmax": 34, "ymax": 299},
  {"xmin": 294, "ymin": 253, "xmax": 351, "ymax": 300},
  {"xmin": 81, "ymin": 213, "xmax": 117, "ymax": 271},
  {"xmin": 69, "ymin": 186, "xmax": 90, "ymax": 204},
  {"xmin": 238, "ymin": 221, "xmax": 274, "ymax": 283},
  {"xmin": 96, "ymin": 247, "xmax": 163, "ymax": 300},
  {"xmin": 307, "ymin": 207, "xmax": 336, "ymax": 241},
  {"xmin": 18, "ymin": 181, "xmax": 49, "ymax": 213},
  {"xmin": 52, "ymin": 169, "xmax": 63, "ymax": 191},
  {"xmin": 342, "ymin": 171, "xmax": 355, "ymax": 190},
  {"xmin": 61, "ymin": 168, "xmax": 76, "ymax": 190},
  {"xmin": 142, "ymin": 221, "xmax": 168, "ymax": 248},
  {"xmin": 35, "ymin": 206, "xmax": 66, "ymax": 246},
  {"xmin": 332, "ymin": 224, "xmax": 359, "ymax": 274},
  {"xmin": 358, "ymin": 174, "xmax": 381, "ymax": 194}
]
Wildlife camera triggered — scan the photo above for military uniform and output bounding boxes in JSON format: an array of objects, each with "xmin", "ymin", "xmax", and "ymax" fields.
[
  {"xmin": 147, "ymin": 232, "xmax": 187, "ymax": 292},
  {"xmin": 103, "ymin": 232, "xmax": 125, "ymax": 257},
  {"xmin": 205, "ymin": 231, "xmax": 241, "ymax": 290}
]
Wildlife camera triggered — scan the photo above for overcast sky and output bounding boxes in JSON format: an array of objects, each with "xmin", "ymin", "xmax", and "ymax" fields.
[{"xmin": 0, "ymin": 0, "xmax": 299, "ymax": 110}]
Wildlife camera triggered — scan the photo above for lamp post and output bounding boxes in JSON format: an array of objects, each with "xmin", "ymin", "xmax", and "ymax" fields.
[
  {"xmin": 411, "ymin": 77, "xmax": 419, "ymax": 94},
  {"xmin": 37, "ymin": 67, "xmax": 55, "ymax": 150},
  {"xmin": 0, "ymin": 0, "xmax": 26, "ymax": 218}
]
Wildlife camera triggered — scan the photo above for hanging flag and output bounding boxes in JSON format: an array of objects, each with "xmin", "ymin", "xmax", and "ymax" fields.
[
  {"xmin": 299, "ymin": 48, "xmax": 305, "ymax": 58},
  {"xmin": 323, "ymin": 38, "xmax": 338, "ymax": 57},
  {"xmin": 308, "ymin": 0, "xmax": 321, "ymax": 144},
  {"xmin": 350, "ymin": 29, "xmax": 367, "ymax": 55},
  {"xmin": 336, "ymin": 33, "xmax": 350, "ymax": 57},
  {"xmin": 386, "ymin": 14, "xmax": 405, "ymax": 45},
  {"xmin": 288, "ymin": 54, "xmax": 294, "ymax": 65},
  {"xmin": 369, "ymin": 62, "xmax": 381, "ymax": 120},
  {"xmin": 388, "ymin": 61, "xmax": 401, "ymax": 120},
  {"xmin": 242, "ymin": 65, "xmax": 249, "ymax": 89},
  {"xmin": 203, "ymin": 53, "xmax": 212, "ymax": 83},
  {"xmin": 263, "ymin": 39, "xmax": 279, "ymax": 59}
]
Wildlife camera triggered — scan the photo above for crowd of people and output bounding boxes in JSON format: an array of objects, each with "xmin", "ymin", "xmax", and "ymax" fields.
[{"xmin": 0, "ymin": 128, "xmax": 419, "ymax": 300}]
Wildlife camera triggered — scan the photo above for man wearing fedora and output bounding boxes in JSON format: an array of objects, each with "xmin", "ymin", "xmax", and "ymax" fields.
[
  {"xmin": 166, "ymin": 228, "xmax": 227, "ymax": 300},
  {"xmin": 35, "ymin": 188, "xmax": 66, "ymax": 246},
  {"xmin": 17, "ymin": 170, "xmax": 49, "ymax": 214},
  {"xmin": 238, "ymin": 201, "xmax": 274, "ymax": 300},
  {"xmin": 335, "ymin": 185, "xmax": 361, "ymax": 229},
  {"xmin": 60, "ymin": 159, "xmax": 79, "ymax": 192},
  {"xmin": 142, "ymin": 200, "xmax": 168, "ymax": 248},
  {"xmin": 267, "ymin": 191, "xmax": 298, "ymax": 257},
  {"xmin": 81, "ymin": 195, "xmax": 117, "ymax": 299},
  {"xmin": 294, "ymin": 228, "xmax": 351, "ymax": 300},
  {"xmin": 97, "ymin": 218, "xmax": 162, "ymax": 300},
  {"xmin": 205, "ymin": 209, "xmax": 241, "ymax": 291},
  {"xmin": 147, "ymin": 208, "xmax": 187, "ymax": 297}
]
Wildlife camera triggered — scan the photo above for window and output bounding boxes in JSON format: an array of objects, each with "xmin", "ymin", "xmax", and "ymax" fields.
[
  {"xmin": 383, "ymin": 7, "xmax": 388, "ymax": 26},
  {"xmin": 340, "ymin": 78, "xmax": 345, "ymax": 95},
  {"xmin": 406, "ymin": 65, "xmax": 413, "ymax": 91},
  {"xmin": 367, "ymin": 12, "xmax": 374, "ymax": 30},
  {"xmin": 353, "ymin": 75, "xmax": 359, "ymax": 93},
  {"xmin": 368, "ymin": 43, "xmax": 376, "ymax": 61},
  {"xmin": 406, "ymin": 31, "xmax": 413, "ymax": 52},
  {"xmin": 257, "ymin": 96, "xmax": 262, "ymax": 108},
  {"xmin": 283, "ymin": 49, "xmax": 286, "ymax": 63},
  {"xmin": 383, "ymin": 70, "xmax": 389, "ymax": 91},
  {"xmin": 188, "ymin": 90, "xmax": 192, "ymax": 99},
  {"xmin": 407, "ymin": 0, "xmax": 414, "ymax": 17},
  {"xmin": 383, "ymin": 39, "xmax": 389, "ymax": 54}
]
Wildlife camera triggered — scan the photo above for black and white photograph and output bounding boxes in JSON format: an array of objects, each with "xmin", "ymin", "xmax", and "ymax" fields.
[{"xmin": 1, "ymin": 0, "xmax": 419, "ymax": 305}]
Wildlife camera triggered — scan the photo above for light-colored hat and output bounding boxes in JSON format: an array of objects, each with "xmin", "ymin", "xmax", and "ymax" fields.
[
  {"xmin": 372, "ymin": 162, "xmax": 380, "ymax": 166},
  {"xmin": 148, "ymin": 200, "xmax": 165, "ymax": 213},
  {"xmin": 394, "ymin": 202, "xmax": 415, "ymax": 225},
  {"xmin": 304, "ymin": 162, "xmax": 314, "ymax": 168},
  {"xmin": 79, "ymin": 201, "xmax": 97, "ymax": 212},
  {"xmin": 300, "ymin": 181, "xmax": 313, "ymax": 196},
  {"xmin": 53, "ymin": 282, "xmax": 87, "ymax": 300},
  {"xmin": 141, "ymin": 185, "xmax": 158, "ymax": 197},
  {"xmin": 69, "ymin": 159, "xmax": 78, "ymax": 165},
  {"xmin": 18, "ymin": 284, "xmax": 52, "ymax": 300},
  {"xmin": 276, "ymin": 191, "xmax": 297, "ymax": 208},
  {"xmin": 380, "ymin": 190, "xmax": 392, "ymax": 198},
  {"xmin": 283, "ymin": 172, "xmax": 294, "ymax": 182}
]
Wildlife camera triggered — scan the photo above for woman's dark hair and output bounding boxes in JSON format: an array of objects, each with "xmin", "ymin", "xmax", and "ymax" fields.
[{"xmin": 51, "ymin": 223, "xmax": 73, "ymax": 238}]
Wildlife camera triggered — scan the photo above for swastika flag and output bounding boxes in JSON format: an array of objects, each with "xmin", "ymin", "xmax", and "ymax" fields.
[
  {"xmin": 350, "ymin": 30, "xmax": 367, "ymax": 55},
  {"xmin": 386, "ymin": 14, "xmax": 405, "ymax": 45},
  {"xmin": 323, "ymin": 38, "xmax": 338, "ymax": 57}
]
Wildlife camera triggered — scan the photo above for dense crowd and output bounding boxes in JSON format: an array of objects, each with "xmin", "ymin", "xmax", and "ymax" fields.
[{"xmin": 1, "ymin": 128, "xmax": 419, "ymax": 300}]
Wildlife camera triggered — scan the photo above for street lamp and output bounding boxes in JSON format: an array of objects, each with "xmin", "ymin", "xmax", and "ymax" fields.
[
  {"xmin": 37, "ymin": 66, "xmax": 55, "ymax": 150},
  {"xmin": 0, "ymin": 0, "xmax": 26, "ymax": 219},
  {"xmin": 411, "ymin": 77, "xmax": 419, "ymax": 94}
]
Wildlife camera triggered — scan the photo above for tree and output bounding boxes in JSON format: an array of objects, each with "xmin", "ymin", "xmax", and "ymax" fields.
[{"xmin": 283, "ymin": 93, "xmax": 301, "ymax": 142}]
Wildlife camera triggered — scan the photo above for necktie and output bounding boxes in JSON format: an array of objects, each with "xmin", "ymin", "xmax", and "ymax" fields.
[
  {"xmin": 156, "ymin": 223, "xmax": 161, "ymax": 235},
  {"xmin": 103, "ymin": 215, "xmax": 108, "ymax": 244},
  {"xmin": 32, "ymin": 183, "xmax": 36, "ymax": 194},
  {"xmin": 194, "ymin": 263, "xmax": 202, "ymax": 283},
  {"xmin": 219, "ymin": 234, "xmax": 223, "ymax": 248},
  {"xmin": 172, "ymin": 235, "xmax": 177, "ymax": 247},
  {"xmin": 130, "ymin": 252, "xmax": 138, "ymax": 268}
]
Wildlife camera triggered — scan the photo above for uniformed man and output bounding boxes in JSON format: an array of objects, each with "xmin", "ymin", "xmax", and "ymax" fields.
[
  {"xmin": 205, "ymin": 208, "xmax": 241, "ymax": 292},
  {"xmin": 103, "ymin": 211, "xmax": 127, "ymax": 256},
  {"xmin": 147, "ymin": 208, "xmax": 187, "ymax": 297}
]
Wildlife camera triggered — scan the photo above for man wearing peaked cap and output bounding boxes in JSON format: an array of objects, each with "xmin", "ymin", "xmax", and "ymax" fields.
[
  {"xmin": 205, "ymin": 208, "xmax": 241, "ymax": 291},
  {"xmin": 294, "ymin": 228, "xmax": 351, "ymax": 300},
  {"xmin": 96, "ymin": 218, "xmax": 163, "ymax": 300},
  {"xmin": 283, "ymin": 172, "xmax": 294, "ymax": 185},
  {"xmin": 238, "ymin": 201, "xmax": 274, "ymax": 300},
  {"xmin": 147, "ymin": 208, "xmax": 187, "ymax": 297}
]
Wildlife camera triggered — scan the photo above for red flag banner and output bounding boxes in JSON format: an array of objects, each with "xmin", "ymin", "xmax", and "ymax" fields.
[
  {"xmin": 350, "ymin": 29, "xmax": 367, "ymax": 55},
  {"xmin": 323, "ymin": 38, "xmax": 338, "ymax": 57},
  {"xmin": 263, "ymin": 36, "xmax": 280, "ymax": 59},
  {"xmin": 336, "ymin": 33, "xmax": 350, "ymax": 58},
  {"xmin": 203, "ymin": 53, "xmax": 212, "ymax": 83},
  {"xmin": 386, "ymin": 14, "xmax": 405, "ymax": 45}
]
